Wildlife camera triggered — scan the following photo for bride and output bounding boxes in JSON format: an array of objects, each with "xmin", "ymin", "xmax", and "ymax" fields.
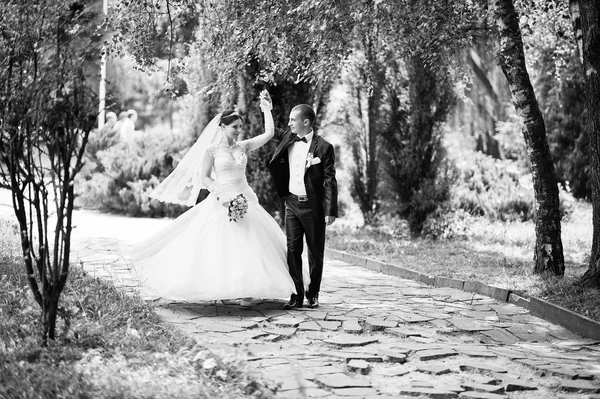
[{"xmin": 133, "ymin": 92, "xmax": 300, "ymax": 306}]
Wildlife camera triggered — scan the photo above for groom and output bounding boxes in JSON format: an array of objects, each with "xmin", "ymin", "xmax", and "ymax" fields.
[{"xmin": 269, "ymin": 99, "xmax": 338, "ymax": 309}]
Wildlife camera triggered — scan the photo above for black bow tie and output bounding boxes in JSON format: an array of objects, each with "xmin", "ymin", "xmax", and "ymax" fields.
[{"xmin": 294, "ymin": 135, "xmax": 307, "ymax": 143}]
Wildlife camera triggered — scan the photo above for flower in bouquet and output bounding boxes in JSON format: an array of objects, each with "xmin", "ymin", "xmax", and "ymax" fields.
[{"xmin": 228, "ymin": 193, "xmax": 249, "ymax": 222}]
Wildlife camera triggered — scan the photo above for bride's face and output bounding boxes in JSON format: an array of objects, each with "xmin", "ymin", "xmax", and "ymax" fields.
[{"xmin": 223, "ymin": 120, "xmax": 243, "ymax": 141}]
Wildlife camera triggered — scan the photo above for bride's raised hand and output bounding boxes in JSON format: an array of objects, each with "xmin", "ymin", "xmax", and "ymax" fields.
[{"xmin": 259, "ymin": 90, "xmax": 273, "ymax": 112}]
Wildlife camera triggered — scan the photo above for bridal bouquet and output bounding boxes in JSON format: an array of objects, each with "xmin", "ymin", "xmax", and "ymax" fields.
[{"xmin": 228, "ymin": 193, "xmax": 248, "ymax": 222}]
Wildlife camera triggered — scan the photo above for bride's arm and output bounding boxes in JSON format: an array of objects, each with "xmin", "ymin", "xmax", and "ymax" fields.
[{"xmin": 239, "ymin": 91, "xmax": 274, "ymax": 152}]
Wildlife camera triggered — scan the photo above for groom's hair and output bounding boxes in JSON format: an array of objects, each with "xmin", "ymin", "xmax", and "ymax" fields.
[{"xmin": 292, "ymin": 104, "xmax": 315, "ymax": 126}]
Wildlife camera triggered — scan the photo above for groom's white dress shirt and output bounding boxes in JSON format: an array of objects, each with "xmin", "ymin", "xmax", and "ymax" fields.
[{"xmin": 288, "ymin": 131, "xmax": 314, "ymax": 196}]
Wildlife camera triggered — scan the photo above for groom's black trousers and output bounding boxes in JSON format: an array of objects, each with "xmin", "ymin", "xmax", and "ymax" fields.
[{"xmin": 285, "ymin": 195, "xmax": 326, "ymax": 302}]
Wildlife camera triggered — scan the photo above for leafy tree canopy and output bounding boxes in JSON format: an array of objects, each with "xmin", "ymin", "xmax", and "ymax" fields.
[{"xmin": 110, "ymin": 0, "xmax": 485, "ymax": 90}]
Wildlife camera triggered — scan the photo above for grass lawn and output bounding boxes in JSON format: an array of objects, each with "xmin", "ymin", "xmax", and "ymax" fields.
[
  {"xmin": 327, "ymin": 200, "xmax": 600, "ymax": 323},
  {"xmin": 0, "ymin": 218, "xmax": 272, "ymax": 399}
]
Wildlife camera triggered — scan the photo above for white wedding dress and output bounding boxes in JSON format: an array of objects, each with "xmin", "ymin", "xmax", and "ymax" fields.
[{"xmin": 133, "ymin": 143, "xmax": 298, "ymax": 302}]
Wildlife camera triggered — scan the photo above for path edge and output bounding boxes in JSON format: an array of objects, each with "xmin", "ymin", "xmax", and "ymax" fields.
[{"xmin": 325, "ymin": 248, "xmax": 600, "ymax": 340}]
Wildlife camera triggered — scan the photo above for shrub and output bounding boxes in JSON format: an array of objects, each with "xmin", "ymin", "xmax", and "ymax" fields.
[
  {"xmin": 406, "ymin": 154, "xmax": 458, "ymax": 235},
  {"xmin": 76, "ymin": 129, "xmax": 189, "ymax": 218},
  {"xmin": 452, "ymin": 152, "xmax": 535, "ymax": 222},
  {"xmin": 450, "ymin": 152, "xmax": 573, "ymax": 223}
]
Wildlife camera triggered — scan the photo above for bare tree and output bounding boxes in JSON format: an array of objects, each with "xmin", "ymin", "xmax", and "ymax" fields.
[
  {"xmin": 0, "ymin": 1, "xmax": 100, "ymax": 345},
  {"xmin": 495, "ymin": 0, "xmax": 565, "ymax": 275}
]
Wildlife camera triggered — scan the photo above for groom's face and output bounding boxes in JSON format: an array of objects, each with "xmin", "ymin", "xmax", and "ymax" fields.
[{"xmin": 288, "ymin": 110, "xmax": 309, "ymax": 135}]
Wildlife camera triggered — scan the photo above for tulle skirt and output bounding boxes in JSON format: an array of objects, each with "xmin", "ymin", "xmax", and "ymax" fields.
[{"xmin": 133, "ymin": 191, "xmax": 298, "ymax": 302}]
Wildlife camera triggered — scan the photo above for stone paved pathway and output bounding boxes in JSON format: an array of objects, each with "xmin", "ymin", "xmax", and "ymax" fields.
[{"xmin": 2, "ymin": 194, "xmax": 599, "ymax": 398}]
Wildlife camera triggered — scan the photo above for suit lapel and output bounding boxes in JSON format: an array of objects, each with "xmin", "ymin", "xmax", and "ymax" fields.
[
  {"xmin": 308, "ymin": 134, "xmax": 319, "ymax": 156},
  {"xmin": 271, "ymin": 131, "xmax": 295, "ymax": 163}
]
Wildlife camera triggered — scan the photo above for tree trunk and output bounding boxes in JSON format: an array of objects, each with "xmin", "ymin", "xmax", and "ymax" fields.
[
  {"xmin": 42, "ymin": 293, "xmax": 59, "ymax": 346},
  {"xmin": 495, "ymin": 0, "xmax": 565, "ymax": 275},
  {"xmin": 570, "ymin": 0, "xmax": 600, "ymax": 287}
]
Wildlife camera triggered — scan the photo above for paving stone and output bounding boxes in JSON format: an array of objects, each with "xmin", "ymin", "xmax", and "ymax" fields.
[
  {"xmin": 558, "ymin": 380, "xmax": 600, "ymax": 394},
  {"xmin": 398, "ymin": 388, "xmax": 459, "ymax": 398},
  {"xmin": 330, "ymin": 352, "xmax": 384, "ymax": 363},
  {"xmin": 459, "ymin": 311, "xmax": 500, "ymax": 322},
  {"xmin": 317, "ymin": 320, "xmax": 341, "ymax": 331},
  {"xmin": 536, "ymin": 365, "xmax": 581, "ymax": 379},
  {"xmin": 450, "ymin": 317, "xmax": 493, "ymax": 332},
  {"xmin": 273, "ymin": 317, "xmax": 302, "ymax": 328},
  {"xmin": 498, "ymin": 376, "xmax": 538, "ymax": 392},
  {"xmin": 225, "ymin": 330, "xmax": 270, "ymax": 340},
  {"xmin": 365, "ymin": 317, "xmax": 397, "ymax": 330},
  {"xmin": 417, "ymin": 364, "xmax": 452, "ymax": 375},
  {"xmin": 393, "ymin": 342, "xmax": 441, "ymax": 352},
  {"xmin": 315, "ymin": 373, "xmax": 371, "ymax": 388},
  {"xmin": 395, "ymin": 313, "xmax": 435, "ymax": 323},
  {"xmin": 418, "ymin": 310, "xmax": 452, "ymax": 320},
  {"xmin": 262, "ymin": 334, "xmax": 283, "ymax": 342},
  {"xmin": 454, "ymin": 345, "xmax": 497, "ymax": 358},
  {"xmin": 410, "ymin": 380, "xmax": 435, "ymax": 388},
  {"xmin": 304, "ymin": 331, "xmax": 329, "ymax": 340},
  {"xmin": 479, "ymin": 328, "xmax": 520, "ymax": 344},
  {"xmin": 380, "ymin": 349, "xmax": 408, "ymax": 363},
  {"xmin": 245, "ymin": 343, "xmax": 282, "ymax": 355},
  {"xmin": 262, "ymin": 327, "xmax": 297, "ymax": 338},
  {"xmin": 277, "ymin": 375, "xmax": 320, "ymax": 391},
  {"xmin": 195, "ymin": 322, "xmax": 246, "ymax": 333},
  {"xmin": 490, "ymin": 303, "xmax": 529, "ymax": 315},
  {"xmin": 306, "ymin": 365, "xmax": 344, "ymax": 375},
  {"xmin": 459, "ymin": 362, "xmax": 507, "ymax": 374},
  {"xmin": 324, "ymin": 336, "xmax": 378, "ymax": 347},
  {"xmin": 506, "ymin": 324, "xmax": 553, "ymax": 342},
  {"xmin": 332, "ymin": 387, "xmax": 379, "ymax": 397},
  {"xmin": 376, "ymin": 365, "xmax": 411, "ymax": 376},
  {"xmin": 257, "ymin": 358, "xmax": 291, "ymax": 367},
  {"xmin": 275, "ymin": 387, "xmax": 331, "ymax": 398},
  {"xmin": 458, "ymin": 392, "xmax": 507, "ymax": 399},
  {"xmin": 298, "ymin": 321, "xmax": 322, "ymax": 331},
  {"xmin": 410, "ymin": 336, "xmax": 438, "ymax": 344},
  {"xmin": 342, "ymin": 319, "xmax": 363, "ymax": 333},
  {"xmin": 460, "ymin": 382, "xmax": 504, "ymax": 394},
  {"xmin": 417, "ymin": 349, "xmax": 458, "ymax": 361},
  {"xmin": 467, "ymin": 375, "xmax": 502, "ymax": 385},
  {"xmin": 514, "ymin": 358, "xmax": 550, "ymax": 367},
  {"xmin": 385, "ymin": 327, "xmax": 422, "ymax": 338},
  {"xmin": 218, "ymin": 319, "xmax": 260, "ymax": 329},
  {"xmin": 347, "ymin": 359, "xmax": 371, "ymax": 374},
  {"xmin": 325, "ymin": 314, "xmax": 350, "ymax": 322},
  {"xmin": 306, "ymin": 311, "xmax": 328, "ymax": 320}
]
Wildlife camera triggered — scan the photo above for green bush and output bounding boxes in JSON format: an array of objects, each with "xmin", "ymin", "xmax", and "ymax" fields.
[
  {"xmin": 407, "ymin": 156, "xmax": 457, "ymax": 235},
  {"xmin": 76, "ymin": 130, "xmax": 189, "ymax": 218},
  {"xmin": 451, "ymin": 152, "xmax": 573, "ymax": 223},
  {"xmin": 452, "ymin": 152, "xmax": 535, "ymax": 222}
]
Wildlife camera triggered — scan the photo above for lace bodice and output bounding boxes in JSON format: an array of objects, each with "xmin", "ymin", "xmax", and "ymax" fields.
[{"xmin": 210, "ymin": 143, "xmax": 256, "ymax": 202}]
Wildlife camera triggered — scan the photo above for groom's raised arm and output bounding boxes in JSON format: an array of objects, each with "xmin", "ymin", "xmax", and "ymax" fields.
[{"xmin": 273, "ymin": 126, "xmax": 289, "ymax": 142}]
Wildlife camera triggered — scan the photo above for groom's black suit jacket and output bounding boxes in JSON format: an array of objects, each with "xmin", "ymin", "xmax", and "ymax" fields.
[{"xmin": 269, "ymin": 128, "xmax": 338, "ymax": 220}]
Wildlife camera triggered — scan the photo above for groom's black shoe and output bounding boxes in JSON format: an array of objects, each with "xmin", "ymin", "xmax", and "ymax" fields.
[
  {"xmin": 307, "ymin": 294, "xmax": 319, "ymax": 309},
  {"xmin": 283, "ymin": 298, "xmax": 303, "ymax": 310}
]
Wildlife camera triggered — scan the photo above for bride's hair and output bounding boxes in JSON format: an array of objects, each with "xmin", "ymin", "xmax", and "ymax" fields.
[{"xmin": 220, "ymin": 110, "xmax": 242, "ymax": 126}]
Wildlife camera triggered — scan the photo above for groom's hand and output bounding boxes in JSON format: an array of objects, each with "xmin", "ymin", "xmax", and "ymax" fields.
[{"xmin": 326, "ymin": 216, "xmax": 336, "ymax": 226}]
